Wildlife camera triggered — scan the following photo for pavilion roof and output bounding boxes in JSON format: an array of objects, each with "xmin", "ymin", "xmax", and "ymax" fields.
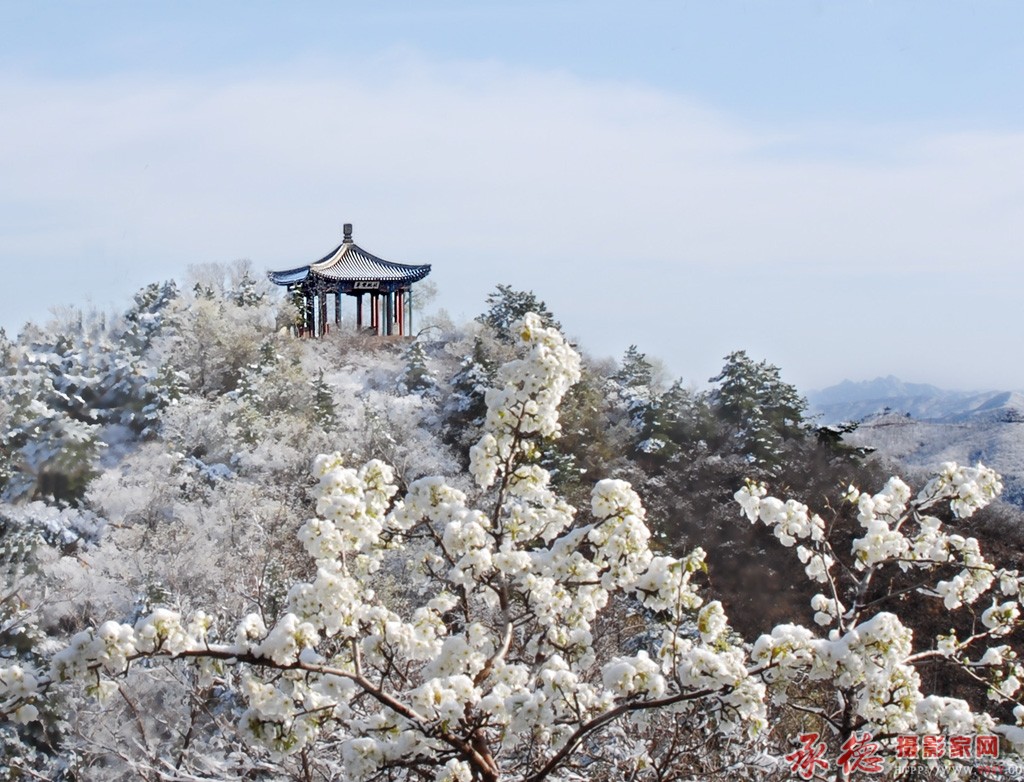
[{"xmin": 268, "ymin": 226, "xmax": 431, "ymax": 287}]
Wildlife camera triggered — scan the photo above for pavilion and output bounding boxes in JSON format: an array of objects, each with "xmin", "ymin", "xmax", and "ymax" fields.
[{"xmin": 268, "ymin": 224, "xmax": 431, "ymax": 338}]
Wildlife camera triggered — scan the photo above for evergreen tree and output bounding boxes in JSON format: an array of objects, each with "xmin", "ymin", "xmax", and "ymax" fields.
[
  {"xmin": 476, "ymin": 284, "xmax": 561, "ymax": 343},
  {"xmin": 140, "ymin": 364, "xmax": 191, "ymax": 437},
  {"xmin": 609, "ymin": 345, "xmax": 657, "ymax": 432},
  {"xmin": 232, "ymin": 268, "xmax": 266, "ymax": 308},
  {"xmin": 443, "ymin": 337, "xmax": 497, "ymax": 452},
  {"xmin": 540, "ymin": 360, "xmax": 631, "ymax": 503},
  {"xmin": 398, "ymin": 342, "xmax": 436, "ymax": 397},
  {"xmin": 0, "ymin": 395, "xmax": 101, "ymax": 504},
  {"xmin": 122, "ymin": 280, "xmax": 178, "ymax": 354},
  {"xmin": 709, "ymin": 350, "xmax": 807, "ymax": 472},
  {"xmin": 0, "ymin": 329, "xmax": 13, "ymax": 373},
  {"xmin": 288, "ymin": 288, "xmax": 306, "ymax": 332},
  {"xmin": 637, "ymin": 380, "xmax": 719, "ymax": 466},
  {"xmin": 309, "ymin": 370, "xmax": 338, "ymax": 430}
]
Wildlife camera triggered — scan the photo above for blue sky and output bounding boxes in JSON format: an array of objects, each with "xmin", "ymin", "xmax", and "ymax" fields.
[{"xmin": 2, "ymin": 1, "xmax": 1022, "ymax": 391}]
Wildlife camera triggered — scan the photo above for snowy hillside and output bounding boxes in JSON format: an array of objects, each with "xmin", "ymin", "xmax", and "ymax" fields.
[
  {"xmin": 840, "ymin": 411, "xmax": 1024, "ymax": 508},
  {"xmin": 810, "ymin": 378, "xmax": 1024, "ymax": 508}
]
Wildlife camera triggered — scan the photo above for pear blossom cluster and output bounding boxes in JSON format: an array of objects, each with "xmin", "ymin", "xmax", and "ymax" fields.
[
  {"xmin": 0, "ymin": 662, "xmax": 41, "ymax": 724},
  {"xmin": 37, "ymin": 315, "xmax": 781, "ymax": 779},
  {"xmin": 918, "ymin": 461, "xmax": 1004, "ymax": 518},
  {"xmin": 33, "ymin": 314, "xmax": 1024, "ymax": 778},
  {"xmin": 740, "ymin": 463, "xmax": 1024, "ymax": 760},
  {"xmin": 735, "ymin": 482, "xmax": 825, "ymax": 547},
  {"xmin": 468, "ymin": 312, "xmax": 582, "ymax": 489}
]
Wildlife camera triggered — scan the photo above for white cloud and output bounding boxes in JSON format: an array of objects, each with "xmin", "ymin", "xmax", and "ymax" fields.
[{"xmin": 1, "ymin": 54, "xmax": 1022, "ymax": 389}]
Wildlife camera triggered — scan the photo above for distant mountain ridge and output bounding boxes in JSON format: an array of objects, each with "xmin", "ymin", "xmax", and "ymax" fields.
[
  {"xmin": 808, "ymin": 376, "xmax": 1024, "ymax": 425},
  {"xmin": 808, "ymin": 377, "xmax": 1024, "ymax": 508}
]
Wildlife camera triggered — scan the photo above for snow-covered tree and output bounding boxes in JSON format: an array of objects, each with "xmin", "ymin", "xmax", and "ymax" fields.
[
  {"xmin": 0, "ymin": 394, "xmax": 102, "ymax": 505},
  {"xmin": 735, "ymin": 466, "xmax": 1020, "ymax": 777},
  {"xmin": 0, "ymin": 588, "xmax": 72, "ymax": 781},
  {"xmin": 607, "ymin": 345, "xmax": 658, "ymax": 433},
  {"xmin": 40, "ymin": 315, "xmax": 770, "ymax": 779},
  {"xmin": 31, "ymin": 314, "xmax": 1024, "ymax": 782},
  {"xmin": 443, "ymin": 336, "xmax": 497, "ymax": 453},
  {"xmin": 2, "ymin": 263, "xmax": 1022, "ymax": 782},
  {"xmin": 158, "ymin": 264, "xmax": 278, "ymax": 396},
  {"xmin": 710, "ymin": 350, "xmax": 808, "ymax": 472},
  {"xmin": 122, "ymin": 280, "xmax": 178, "ymax": 356},
  {"xmin": 309, "ymin": 370, "xmax": 338, "ymax": 430},
  {"xmin": 398, "ymin": 341, "xmax": 437, "ymax": 397},
  {"xmin": 476, "ymin": 284, "xmax": 561, "ymax": 344}
]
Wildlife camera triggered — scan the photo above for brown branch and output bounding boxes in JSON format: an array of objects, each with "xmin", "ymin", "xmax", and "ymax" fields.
[
  {"xmin": 108, "ymin": 645, "xmax": 502, "ymax": 782},
  {"xmin": 523, "ymin": 686, "xmax": 725, "ymax": 782}
]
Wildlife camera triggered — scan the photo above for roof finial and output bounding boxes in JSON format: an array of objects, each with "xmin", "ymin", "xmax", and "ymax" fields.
[{"xmin": 343, "ymin": 223, "xmax": 353, "ymax": 243}]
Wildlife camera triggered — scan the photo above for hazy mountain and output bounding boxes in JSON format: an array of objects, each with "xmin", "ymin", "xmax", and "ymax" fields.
[
  {"xmin": 809, "ymin": 378, "xmax": 1024, "ymax": 508},
  {"xmin": 807, "ymin": 376, "xmax": 1020, "ymax": 424}
]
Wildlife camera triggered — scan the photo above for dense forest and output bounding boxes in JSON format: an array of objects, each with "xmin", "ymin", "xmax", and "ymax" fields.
[{"xmin": 2, "ymin": 263, "xmax": 1023, "ymax": 781}]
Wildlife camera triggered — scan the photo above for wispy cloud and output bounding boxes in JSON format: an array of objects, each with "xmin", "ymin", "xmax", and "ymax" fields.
[{"xmin": 2, "ymin": 54, "xmax": 1022, "ymax": 388}]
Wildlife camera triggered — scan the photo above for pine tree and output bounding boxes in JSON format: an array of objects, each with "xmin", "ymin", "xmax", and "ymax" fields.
[
  {"xmin": 709, "ymin": 350, "xmax": 807, "ymax": 472},
  {"xmin": 0, "ymin": 394, "xmax": 101, "ymax": 504},
  {"xmin": 309, "ymin": 370, "xmax": 338, "ymax": 430},
  {"xmin": 443, "ymin": 337, "xmax": 496, "ymax": 449},
  {"xmin": 476, "ymin": 284, "xmax": 561, "ymax": 343},
  {"xmin": 122, "ymin": 280, "xmax": 179, "ymax": 354},
  {"xmin": 140, "ymin": 363, "xmax": 190, "ymax": 436},
  {"xmin": 0, "ymin": 329, "xmax": 13, "ymax": 373},
  {"xmin": 398, "ymin": 342, "xmax": 436, "ymax": 397},
  {"xmin": 288, "ymin": 288, "xmax": 306, "ymax": 331},
  {"xmin": 233, "ymin": 268, "xmax": 266, "ymax": 308},
  {"xmin": 609, "ymin": 345, "xmax": 657, "ymax": 433}
]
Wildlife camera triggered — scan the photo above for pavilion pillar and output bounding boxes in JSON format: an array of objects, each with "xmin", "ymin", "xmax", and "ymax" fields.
[
  {"xmin": 304, "ymin": 294, "xmax": 315, "ymax": 338},
  {"xmin": 397, "ymin": 290, "xmax": 404, "ymax": 336},
  {"xmin": 371, "ymin": 293, "xmax": 379, "ymax": 334},
  {"xmin": 408, "ymin": 288, "xmax": 413, "ymax": 336},
  {"xmin": 386, "ymin": 291, "xmax": 394, "ymax": 336},
  {"xmin": 356, "ymin": 294, "xmax": 363, "ymax": 330},
  {"xmin": 335, "ymin": 292, "xmax": 342, "ymax": 326},
  {"xmin": 319, "ymin": 293, "xmax": 329, "ymax": 337}
]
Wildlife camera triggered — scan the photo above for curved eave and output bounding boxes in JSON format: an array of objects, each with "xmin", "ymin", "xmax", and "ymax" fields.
[
  {"xmin": 268, "ymin": 267, "xmax": 310, "ymax": 286},
  {"xmin": 310, "ymin": 242, "xmax": 432, "ymax": 283},
  {"xmin": 269, "ymin": 241, "xmax": 431, "ymax": 287},
  {"xmin": 312, "ymin": 265, "xmax": 432, "ymax": 285}
]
